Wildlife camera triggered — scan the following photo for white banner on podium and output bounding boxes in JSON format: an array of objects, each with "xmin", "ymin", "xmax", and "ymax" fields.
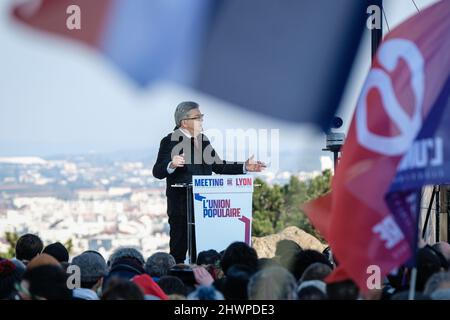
[{"xmin": 192, "ymin": 175, "xmax": 253, "ymax": 254}]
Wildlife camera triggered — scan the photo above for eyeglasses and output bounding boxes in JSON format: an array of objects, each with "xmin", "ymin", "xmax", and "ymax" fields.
[{"xmin": 184, "ymin": 114, "xmax": 204, "ymax": 121}]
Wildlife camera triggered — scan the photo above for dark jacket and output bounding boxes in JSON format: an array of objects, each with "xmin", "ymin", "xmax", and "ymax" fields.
[{"xmin": 152, "ymin": 130, "xmax": 244, "ymax": 197}]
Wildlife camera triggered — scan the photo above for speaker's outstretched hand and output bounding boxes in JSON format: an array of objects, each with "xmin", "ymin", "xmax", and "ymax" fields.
[{"xmin": 245, "ymin": 155, "xmax": 267, "ymax": 172}]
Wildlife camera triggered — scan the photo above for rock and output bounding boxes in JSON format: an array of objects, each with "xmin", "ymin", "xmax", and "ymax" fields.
[{"xmin": 252, "ymin": 226, "xmax": 326, "ymax": 258}]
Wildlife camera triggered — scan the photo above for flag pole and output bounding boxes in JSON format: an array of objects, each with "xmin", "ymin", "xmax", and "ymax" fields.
[
  {"xmin": 370, "ymin": 0, "xmax": 416, "ymax": 300},
  {"xmin": 371, "ymin": 0, "xmax": 383, "ymax": 60},
  {"xmin": 409, "ymin": 186, "xmax": 425, "ymax": 300},
  {"xmin": 408, "ymin": 268, "xmax": 417, "ymax": 300}
]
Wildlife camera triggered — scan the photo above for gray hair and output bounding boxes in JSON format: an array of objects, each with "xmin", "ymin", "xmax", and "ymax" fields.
[
  {"xmin": 144, "ymin": 252, "xmax": 176, "ymax": 277},
  {"xmin": 297, "ymin": 280, "xmax": 327, "ymax": 294},
  {"xmin": 174, "ymin": 101, "xmax": 199, "ymax": 128},
  {"xmin": 248, "ymin": 266, "xmax": 298, "ymax": 300},
  {"xmin": 300, "ymin": 262, "xmax": 332, "ymax": 282},
  {"xmin": 108, "ymin": 247, "xmax": 144, "ymax": 267},
  {"xmin": 424, "ymin": 271, "xmax": 450, "ymax": 296}
]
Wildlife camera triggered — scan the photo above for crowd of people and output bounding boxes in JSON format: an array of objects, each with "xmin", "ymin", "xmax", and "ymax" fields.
[{"xmin": 1, "ymin": 233, "xmax": 450, "ymax": 300}]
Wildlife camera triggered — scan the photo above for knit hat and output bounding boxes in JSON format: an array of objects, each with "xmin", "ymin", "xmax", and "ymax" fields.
[
  {"xmin": 72, "ymin": 251, "xmax": 107, "ymax": 283},
  {"xmin": 108, "ymin": 247, "xmax": 144, "ymax": 267},
  {"xmin": 42, "ymin": 242, "xmax": 69, "ymax": 263},
  {"xmin": 0, "ymin": 259, "xmax": 16, "ymax": 277}
]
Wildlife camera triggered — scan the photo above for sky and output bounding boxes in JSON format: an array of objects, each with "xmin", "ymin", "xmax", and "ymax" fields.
[{"xmin": 0, "ymin": 0, "xmax": 439, "ymax": 171}]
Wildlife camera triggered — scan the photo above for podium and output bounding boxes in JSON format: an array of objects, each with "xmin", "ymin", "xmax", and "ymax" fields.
[
  {"xmin": 171, "ymin": 182, "xmax": 196, "ymax": 264},
  {"xmin": 192, "ymin": 175, "xmax": 254, "ymax": 255},
  {"xmin": 171, "ymin": 175, "xmax": 255, "ymax": 264}
]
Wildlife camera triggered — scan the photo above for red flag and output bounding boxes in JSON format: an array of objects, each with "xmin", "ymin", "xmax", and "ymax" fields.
[
  {"xmin": 304, "ymin": 0, "xmax": 450, "ymax": 291},
  {"xmin": 12, "ymin": 0, "xmax": 111, "ymax": 48}
]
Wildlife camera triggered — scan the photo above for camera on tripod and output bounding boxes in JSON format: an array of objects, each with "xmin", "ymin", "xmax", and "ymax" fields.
[
  {"xmin": 323, "ymin": 117, "xmax": 345, "ymax": 171},
  {"xmin": 325, "ymin": 117, "xmax": 345, "ymax": 152}
]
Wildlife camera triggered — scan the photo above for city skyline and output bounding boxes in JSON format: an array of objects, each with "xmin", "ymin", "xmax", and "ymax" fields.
[{"xmin": 0, "ymin": 152, "xmax": 331, "ymax": 260}]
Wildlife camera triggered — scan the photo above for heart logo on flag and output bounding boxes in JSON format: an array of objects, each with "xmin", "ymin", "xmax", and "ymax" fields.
[{"xmin": 356, "ymin": 39, "xmax": 424, "ymax": 156}]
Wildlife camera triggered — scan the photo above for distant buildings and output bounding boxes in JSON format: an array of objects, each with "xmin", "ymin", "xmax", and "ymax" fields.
[
  {"xmin": 0, "ymin": 157, "xmax": 169, "ymax": 260},
  {"xmin": 0, "ymin": 155, "xmax": 324, "ymax": 260}
]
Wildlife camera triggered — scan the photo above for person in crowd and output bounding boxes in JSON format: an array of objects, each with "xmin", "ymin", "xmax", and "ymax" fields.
[
  {"xmin": 42, "ymin": 242, "xmax": 69, "ymax": 263},
  {"xmin": 257, "ymin": 258, "xmax": 280, "ymax": 271},
  {"xmin": 9, "ymin": 258, "xmax": 26, "ymax": 276},
  {"xmin": 101, "ymin": 277, "xmax": 144, "ymax": 300},
  {"xmin": 219, "ymin": 264, "xmax": 253, "ymax": 300},
  {"xmin": 18, "ymin": 265, "xmax": 72, "ymax": 300},
  {"xmin": 416, "ymin": 245, "xmax": 447, "ymax": 292},
  {"xmin": 247, "ymin": 266, "xmax": 298, "ymax": 300},
  {"xmin": 192, "ymin": 265, "xmax": 215, "ymax": 286},
  {"xmin": 430, "ymin": 288, "xmax": 450, "ymax": 300},
  {"xmin": 326, "ymin": 279, "xmax": 359, "ymax": 300},
  {"xmin": 203, "ymin": 262, "xmax": 224, "ymax": 282},
  {"xmin": 299, "ymin": 262, "xmax": 332, "ymax": 282},
  {"xmin": 131, "ymin": 274, "xmax": 169, "ymax": 300},
  {"xmin": 144, "ymin": 252, "xmax": 176, "ymax": 281},
  {"xmin": 220, "ymin": 242, "xmax": 258, "ymax": 275},
  {"xmin": 297, "ymin": 280, "xmax": 328, "ymax": 300},
  {"xmin": 298, "ymin": 279, "xmax": 326, "ymax": 295},
  {"xmin": 12, "ymin": 239, "xmax": 450, "ymax": 301},
  {"xmin": 157, "ymin": 275, "xmax": 187, "ymax": 297},
  {"xmin": 196, "ymin": 249, "xmax": 221, "ymax": 266},
  {"xmin": 0, "ymin": 258, "xmax": 24, "ymax": 300},
  {"xmin": 187, "ymin": 285, "xmax": 224, "ymax": 300},
  {"xmin": 168, "ymin": 263, "xmax": 198, "ymax": 294},
  {"xmin": 15, "ymin": 234, "xmax": 43, "ymax": 265},
  {"xmin": 432, "ymin": 242, "xmax": 450, "ymax": 265},
  {"xmin": 108, "ymin": 247, "xmax": 145, "ymax": 267},
  {"xmin": 381, "ymin": 266, "xmax": 408, "ymax": 299},
  {"xmin": 103, "ymin": 247, "xmax": 145, "ymax": 289},
  {"xmin": 298, "ymin": 286, "xmax": 328, "ymax": 300},
  {"xmin": 390, "ymin": 290, "xmax": 430, "ymax": 300},
  {"xmin": 289, "ymin": 249, "xmax": 333, "ymax": 281},
  {"xmin": 71, "ymin": 250, "xmax": 107, "ymax": 300},
  {"xmin": 275, "ymin": 239, "xmax": 302, "ymax": 270},
  {"xmin": 26, "ymin": 253, "xmax": 60, "ymax": 270},
  {"xmin": 60, "ymin": 262, "xmax": 71, "ymax": 273},
  {"xmin": 322, "ymin": 246, "xmax": 337, "ymax": 268},
  {"xmin": 211, "ymin": 242, "xmax": 258, "ymax": 293},
  {"xmin": 423, "ymin": 271, "xmax": 450, "ymax": 296},
  {"xmin": 428, "ymin": 244, "xmax": 450, "ymax": 271}
]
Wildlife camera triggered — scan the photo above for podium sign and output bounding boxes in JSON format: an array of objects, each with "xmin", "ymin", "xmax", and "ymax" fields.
[{"xmin": 192, "ymin": 175, "xmax": 253, "ymax": 254}]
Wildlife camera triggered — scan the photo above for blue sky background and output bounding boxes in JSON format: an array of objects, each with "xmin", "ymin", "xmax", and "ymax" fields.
[{"xmin": 0, "ymin": 0, "xmax": 438, "ymax": 171}]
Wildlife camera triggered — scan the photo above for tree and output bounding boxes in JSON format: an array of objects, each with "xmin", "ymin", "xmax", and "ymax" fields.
[
  {"xmin": 305, "ymin": 169, "xmax": 332, "ymax": 201},
  {"xmin": 0, "ymin": 231, "xmax": 19, "ymax": 259},
  {"xmin": 252, "ymin": 170, "xmax": 332, "ymax": 242},
  {"xmin": 64, "ymin": 238, "xmax": 74, "ymax": 255},
  {"xmin": 252, "ymin": 178, "xmax": 285, "ymax": 236}
]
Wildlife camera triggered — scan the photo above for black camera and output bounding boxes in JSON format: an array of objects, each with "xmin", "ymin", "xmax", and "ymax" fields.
[
  {"xmin": 325, "ymin": 116, "xmax": 345, "ymax": 153},
  {"xmin": 331, "ymin": 116, "xmax": 343, "ymax": 129}
]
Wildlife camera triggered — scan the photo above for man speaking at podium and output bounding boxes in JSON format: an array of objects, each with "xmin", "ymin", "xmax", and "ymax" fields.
[{"xmin": 152, "ymin": 101, "xmax": 266, "ymax": 263}]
